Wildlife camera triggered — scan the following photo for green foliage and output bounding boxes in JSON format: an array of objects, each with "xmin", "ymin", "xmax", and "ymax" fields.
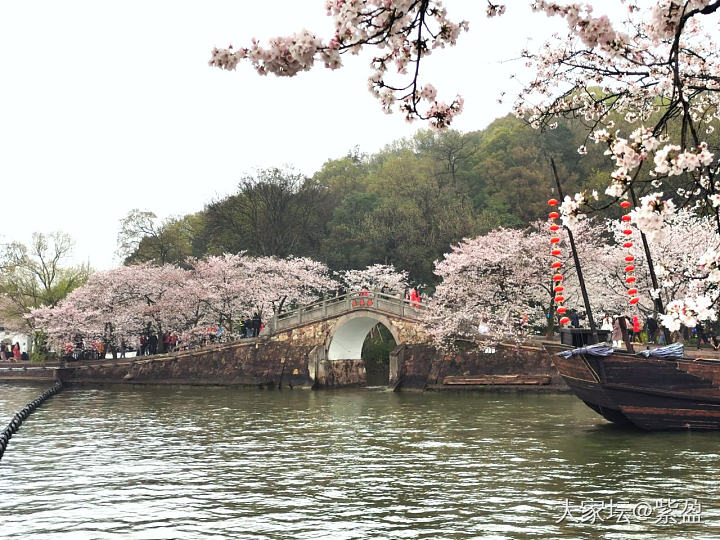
[
  {"xmin": 29, "ymin": 349, "xmax": 49, "ymax": 363},
  {"xmin": 29, "ymin": 331, "xmax": 53, "ymax": 363},
  {"xmin": 202, "ymin": 168, "xmax": 332, "ymax": 258},
  {"xmin": 120, "ymin": 116, "xmax": 619, "ymax": 284},
  {"xmin": 0, "ymin": 232, "xmax": 89, "ymax": 331},
  {"xmin": 362, "ymin": 324, "xmax": 397, "ymax": 386}
]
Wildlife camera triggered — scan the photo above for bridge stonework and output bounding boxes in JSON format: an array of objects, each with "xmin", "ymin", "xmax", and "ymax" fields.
[
  {"xmin": 0, "ymin": 293, "xmax": 432, "ymax": 389},
  {"xmin": 0, "ymin": 291, "xmax": 567, "ymax": 391},
  {"xmin": 267, "ymin": 293, "xmax": 431, "ymax": 387}
]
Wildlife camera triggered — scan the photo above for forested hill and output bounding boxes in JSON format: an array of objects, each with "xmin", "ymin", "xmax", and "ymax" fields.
[{"xmin": 119, "ymin": 115, "xmax": 615, "ymax": 285}]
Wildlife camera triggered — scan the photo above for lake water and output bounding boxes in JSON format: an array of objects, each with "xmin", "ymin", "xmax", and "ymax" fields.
[{"xmin": 1, "ymin": 383, "xmax": 719, "ymax": 539}]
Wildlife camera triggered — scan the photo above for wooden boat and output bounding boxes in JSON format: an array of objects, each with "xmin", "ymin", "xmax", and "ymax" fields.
[
  {"xmin": 544, "ymin": 341, "xmax": 633, "ymax": 426},
  {"xmin": 543, "ymin": 162, "xmax": 720, "ymax": 430},
  {"xmin": 546, "ymin": 335, "xmax": 720, "ymax": 430}
]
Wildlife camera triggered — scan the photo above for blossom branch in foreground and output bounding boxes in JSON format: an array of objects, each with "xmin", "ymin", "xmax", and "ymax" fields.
[{"xmin": 209, "ymin": 0, "xmax": 472, "ymax": 129}]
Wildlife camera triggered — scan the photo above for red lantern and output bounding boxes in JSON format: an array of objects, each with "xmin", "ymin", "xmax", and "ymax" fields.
[
  {"xmin": 550, "ymin": 237, "xmax": 561, "ymax": 244},
  {"xmin": 559, "ymin": 316, "xmax": 571, "ymax": 325},
  {"xmin": 627, "ymin": 288, "xmax": 638, "ymax": 295},
  {"xmin": 622, "ymin": 229, "xmax": 633, "ymax": 235},
  {"xmin": 626, "ymin": 276, "xmax": 637, "ymax": 283},
  {"xmin": 625, "ymin": 265, "xmax": 635, "ymax": 272},
  {"xmin": 629, "ymin": 297, "xmax": 640, "ymax": 305},
  {"xmin": 552, "ymin": 274, "xmax": 563, "ymax": 281},
  {"xmin": 625, "ymin": 256, "xmax": 635, "ymax": 262},
  {"xmin": 549, "ymin": 211, "xmax": 560, "ymax": 219},
  {"xmin": 551, "ymin": 249, "xmax": 562, "ymax": 256},
  {"xmin": 548, "ymin": 198, "xmax": 558, "ymax": 206},
  {"xmin": 554, "ymin": 285, "xmax": 564, "ymax": 293},
  {"xmin": 620, "ymin": 201, "xmax": 631, "ymax": 208},
  {"xmin": 555, "ymin": 296, "xmax": 565, "ymax": 303},
  {"xmin": 621, "ymin": 215, "xmax": 631, "ymax": 222},
  {"xmin": 551, "ymin": 261, "xmax": 562, "ymax": 269},
  {"xmin": 623, "ymin": 242, "xmax": 633, "ymax": 248},
  {"xmin": 557, "ymin": 307, "xmax": 567, "ymax": 314},
  {"xmin": 549, "ymin": 224, "xmax": 560, "ymax": 231}
]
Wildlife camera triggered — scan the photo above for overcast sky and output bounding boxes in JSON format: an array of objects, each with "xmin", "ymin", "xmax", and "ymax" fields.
[{"xmin": 1, "ymin": 1, "xmax": 578, "ymax": 269}]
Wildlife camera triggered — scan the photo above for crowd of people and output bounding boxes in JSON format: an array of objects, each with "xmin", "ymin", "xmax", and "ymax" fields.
[
  {"xmin": 238, "ymin": 313, "xmax": 263, "ymax": 338},
  {"xmin": 27, "ymin": 286, "xmax": 420, "ymax": 363},
  {"xmin": 334, "ymin": 284, "xmax": 422, "ymax": 305},
  {"xmin": 0, "ymin": 342, "xmax": 27, "ymax": 362},
  {"xmin": 62, "ymin": 331, "xmax": 183, "ymax": 361},
  {"xmin": 596, "ymin": 313, "xmax": 719, "ymax": 350},
  {"xmin": 59, "ymin": 316, "xmax": 269, "ymax": 362},
  {"xmin": 138, "ymin": 332, "xmax": 181, "ymax": 356}
]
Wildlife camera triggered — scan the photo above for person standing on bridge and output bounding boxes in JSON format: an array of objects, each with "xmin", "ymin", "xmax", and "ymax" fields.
[{"xmin": 409, "ymin": 287, "xmax": 421, "ymax": 308}]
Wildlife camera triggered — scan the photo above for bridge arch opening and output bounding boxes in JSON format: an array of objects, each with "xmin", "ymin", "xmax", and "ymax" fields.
[
  {"xmin": 326, "ymin": 313, "xmax": 399, "ymax": 385},
  {"xmin": 361, "ymin": 323, "xmax": 397, "ymax": 386},
  {"xmin": 327, "ymin": 314, "xmax": 399, "ymax": 359}
]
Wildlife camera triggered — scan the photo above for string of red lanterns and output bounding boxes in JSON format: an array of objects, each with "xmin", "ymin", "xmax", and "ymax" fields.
[
  {"xmin": 620, "ymin": 200, "xmax": 640, "ymax": 305},
  {"xmin": 548, "ymin": 198, "xmax": 570, "ymax": 325}
]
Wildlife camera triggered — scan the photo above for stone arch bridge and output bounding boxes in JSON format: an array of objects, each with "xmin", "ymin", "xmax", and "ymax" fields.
[
  {"xmin": 1, "ymin": 293, "xmax": 563, "ymax": 391},
  {"xmin": 2, "ymin": 292, "xmax": 432, "ymax": 389},
  {"xmin": 265, "ymin": 291, "xmax": 430, "ymax": 386}
]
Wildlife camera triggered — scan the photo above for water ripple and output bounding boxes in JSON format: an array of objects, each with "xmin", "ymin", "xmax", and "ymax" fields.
[{"xmin": 1, "ymin": 384, "xmax": 719, "ymax": 538}]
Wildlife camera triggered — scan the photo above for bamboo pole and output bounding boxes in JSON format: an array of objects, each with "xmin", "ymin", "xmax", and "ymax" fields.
[{"xmin": 550, "ymin": 158, "xmax": 599, "ymax": 342}]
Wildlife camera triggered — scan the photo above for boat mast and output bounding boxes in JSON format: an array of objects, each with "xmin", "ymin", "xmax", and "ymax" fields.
[
  {"xmin": 550, "ymin": 158, "xmax": 599, "ymax": 340},
  {"xmin": 627, "ymin": 185, "xmax": 671, "ymax": 344}
]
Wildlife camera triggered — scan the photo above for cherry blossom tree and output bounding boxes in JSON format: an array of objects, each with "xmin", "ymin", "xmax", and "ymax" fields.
[
  {"xmin": 507, "ymin": 1, "xmax": 720, "ymax": 329},
  {"xmin": 338, "ymin": 264, "xmax": 409, "ymax": 295},
  {"xmin": 30, "ymin": 263, "xmax": 189, "ymax": 354},
  {"xmin": 426, "ymin": 228, "xmax": 545, "ymax": 344},
  {"xmin": 189, "ymin": 253, "xmax": 337, "ymax": 332},
  {"xmin": 606, "ymin": 210, "xmax": 720, "ymax": 330},
  {"xmin": 246, "ymin": 255, "xmax": 338, "ymax": 313},
  {"xmin": 211, "ymin": 1, "xmax": 720, "ymax": 330},
  {"xmin": 30, "ymin": 254, "xmax": 338, "ymax": 351},
  {"xmin": 425, "ymin": 220, "xmax": 622, "ymax": 345}
]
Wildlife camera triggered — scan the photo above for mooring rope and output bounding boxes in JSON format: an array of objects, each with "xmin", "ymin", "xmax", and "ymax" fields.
[{"xmin": 0, "ymin": 381, "xmax": 63, "ymax": 462}]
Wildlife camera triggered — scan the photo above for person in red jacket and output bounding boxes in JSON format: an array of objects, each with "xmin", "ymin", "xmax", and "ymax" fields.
[
  {"xmin": 410, "ymin": 287, "xmax": 421, "ymax": 308},
  {"xmin": 632, "ymin": 316, "xmax": 642, "ymax": 343},
  {"xmin": 13, "ymin": 342, "xmax": 21, "ymax": 360}
]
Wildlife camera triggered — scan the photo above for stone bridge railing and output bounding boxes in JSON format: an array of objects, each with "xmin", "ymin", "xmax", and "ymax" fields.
[{"xmin": 266, "ymin": 291, "xmax": 426, "ymax": 334}]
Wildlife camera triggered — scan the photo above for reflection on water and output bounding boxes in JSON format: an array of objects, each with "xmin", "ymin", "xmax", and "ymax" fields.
[{"xmin": 1, "ymin": 383, "xmax": 719, "ymax": 538}]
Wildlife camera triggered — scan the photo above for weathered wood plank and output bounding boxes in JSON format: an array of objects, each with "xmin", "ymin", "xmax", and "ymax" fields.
[{"xmin": 443, "ymin": 375, "xmax": 551, "ymax": 385}]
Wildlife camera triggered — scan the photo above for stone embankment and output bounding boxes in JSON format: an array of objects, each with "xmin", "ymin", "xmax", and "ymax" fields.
[
  {"xmin": 0, "ymin": 338, "xmax": 567, "ymax": 391},
  {"xmin": 391, "ymin": 341, "xmax": 567, "ymax": 391}
]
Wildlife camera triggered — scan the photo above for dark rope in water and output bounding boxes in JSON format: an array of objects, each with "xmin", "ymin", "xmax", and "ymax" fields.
[{"xmin": 0, "ymin": 381, "xmax": 63, "ymax": 462}]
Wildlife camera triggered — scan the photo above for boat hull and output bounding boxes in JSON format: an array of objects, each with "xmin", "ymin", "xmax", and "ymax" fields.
[
  {"xmin": 546, "ymin": 343, "xmax": 633, "ymax": 426},
  {"xmin": 600, "ymin": 354, "xmax": 720, "ymax": 430},
  {"xmin": 547, "ymin": 341, "xmax": 720, "ymax": 430}
]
